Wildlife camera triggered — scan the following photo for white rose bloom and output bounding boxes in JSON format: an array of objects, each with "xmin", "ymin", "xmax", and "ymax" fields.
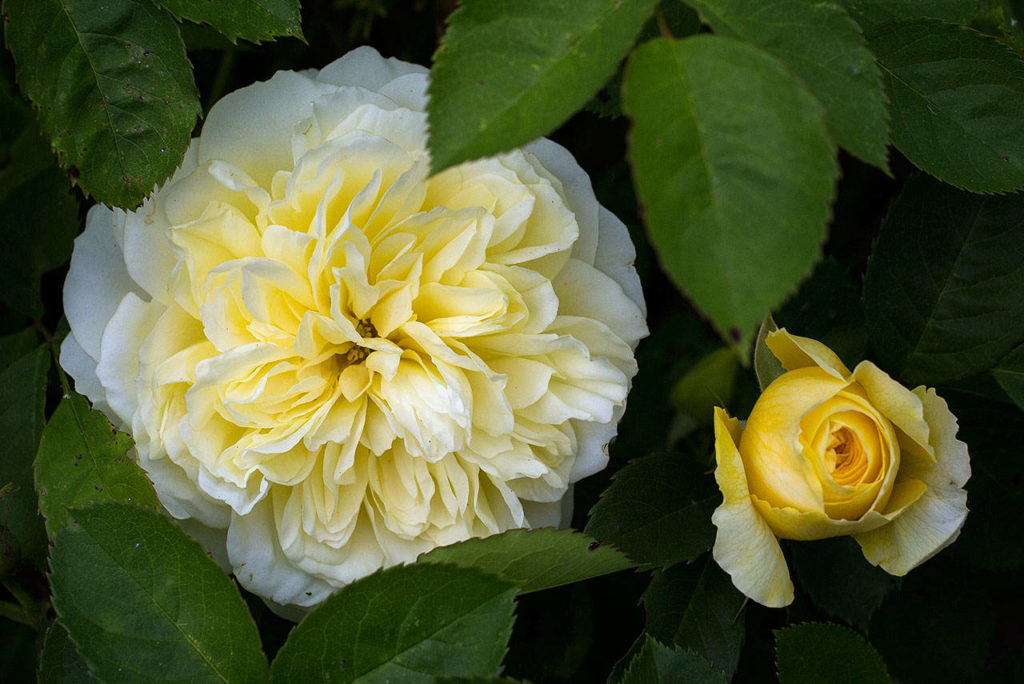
[{"xmin": 61, "ymin": 47, "xmax": 647, "ymax": 610}]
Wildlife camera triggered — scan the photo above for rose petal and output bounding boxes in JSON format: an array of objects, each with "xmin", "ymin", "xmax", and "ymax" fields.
[
  {"xmin": 853, "ymin": 361, "xmax": 935, "ymax": 465},
  {"xmin": 853, "ymin": 387, "xmax": 970, "ymax": 575},
  {"xmin": 711, "ymin": 409, "xmax": 794, "ymax": 608},
  {"xmin": 64, "ymin": 206, "xmax": 145, "ymax": 361},
  {"xmin": 766, "ymin": 328, "xmax": 850, "ymax": 379},
  {"xmin": 59, "ymin": 333, "xmax": 108, "ymax": 412},
  {"xmin": 200, "ymin": 70, "xmax": 334, "ymax": 187}
]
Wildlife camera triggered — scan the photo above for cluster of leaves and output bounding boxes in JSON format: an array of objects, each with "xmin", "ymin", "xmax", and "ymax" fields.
[{"xmin": 1, "ymin": 0, "xmax": 1023, "ymax": 682}]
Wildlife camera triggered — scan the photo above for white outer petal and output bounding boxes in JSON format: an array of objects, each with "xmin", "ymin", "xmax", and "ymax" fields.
[
  {"xmin": 526, "ymin": 138, "xmax": 601, "ymax": 266},
  {"xmin": 58, "ymin": 333, "xmax": 109, "ymax": 413},
  {"xmin": 227, "ymin": 498, "xmax": 335, "ymax": 608},
  {"xmin": 63, "ymin": 205, "xmax": 145, "ymax": 361},
  {"xmin": 552, "ymin": 259, "xmax": 648, "ymax": 349},
  {"xmin": 595, "ymin": 206, "xmax": 646, "ymax": 321},
  {"xmin": 199, "ymin": 70, "xmax": 336, "ymax": 187},
  {"xmin": 317, "ymin": 46, "xmax": 429, "ymax": 95},
  {"xmin": 95, "ymin": 293, "xmax": 162, "ymax": 428}
]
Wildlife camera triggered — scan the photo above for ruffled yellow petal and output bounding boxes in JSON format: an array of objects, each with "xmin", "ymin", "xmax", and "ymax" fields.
[
  {"xmin": 854, "ymin": 388, "xmax": 970, "ymax": 575},
  {"xmin": 765, "ymin": 328, "xmax": 850, "ymax": 380},
  {"xmin": 741, "ymin": 367, "xmax": 848, "ymax": 513},
  {"xmin": 853, "ymin": 361, "xmax": 935, "ymax": 465},
  {"xmin": 754, "ymin": 477, "xmax": 925, "ymax": 541},
  {"xmin": 711, "ymin": 408, "xmax": 793, "ymax": 607}
]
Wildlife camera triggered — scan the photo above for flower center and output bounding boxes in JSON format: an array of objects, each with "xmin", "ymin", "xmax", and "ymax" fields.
[
  {"xmin": 344, "ymin": 319, "xmax": 378, "ymax": 364},
  {"xmin": 825, "ymin": 425, "xmax": 867, "ymax": 485}
]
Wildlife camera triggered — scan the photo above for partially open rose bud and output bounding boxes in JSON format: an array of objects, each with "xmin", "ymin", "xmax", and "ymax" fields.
[{"xmin": 712, "ymin": 329, "xmax": 970, "ymax": 607}]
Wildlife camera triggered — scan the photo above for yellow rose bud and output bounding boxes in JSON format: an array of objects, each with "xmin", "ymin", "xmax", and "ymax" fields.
[{"xmin": 711, "ymin": 329, "xmax": 970, "ymax": 607}]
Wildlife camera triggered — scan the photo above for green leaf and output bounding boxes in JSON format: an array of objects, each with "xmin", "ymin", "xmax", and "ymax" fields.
[
  {"xmin": 775, "ymin": 623, "xmax": 888, "ymax": 684},
  {"xmin": 418, "ymin": 528, "xmax": 633, "ymax": 594},
  {"xmin": 5, "ymin": 0, "xmax": 201, "ymax": 207},
  {"xmin": 788, "ymin": 537, "xmax": 899, "ymax": 630},
  {"xmin": 621, "ymin": 636, "xmax": 727, "ymax": 684},
  {"xmin": 869, "ymin": 563, "xmax": 994, "ymax": 681},
  {"xmin": 669, "ymin": 347, "xmax": 740, "ymax": 425},
  {"xmin": 49, "ymin": 502, "xmax": 269, "ymax": 683},
  {"xmin": 586, "ymin": 452, "xmax": 717, "ymax": 568},
  {"xmin": 0, "ymin": 346, "xmax": 49, "ymax": 571},
  {"xmin": 865, "ymin": 18, "xmax": 1024, "ymax": 193},
  {"xmin": 623, "ymin": 36, "xmax": 837, "ymax": 356},
  {"xmin": 427, "ymin": 0, "xmax": 660, "ymax": 173},
  {"xmin": 35, "ymin": 393, "xmax": 160, "ymax": 538},
  {"xmin": 0, "ymin": 163, "xmax": 78, "ymax": 318},
  {"xmin": 641, "ymin": 557, "xmax": 747, "ymax": 678},
  {"xmin": 38, "ymin": 621, "xmax": 96, "ymax": 684},
  {"xmin": 992, "ymin": 344, "xmax": 1024, "ymax": 411},
  {"xmin": 863, "ymin": 174, "xmax": 1024, "ymax": 385},
  {"xmin": 753, "ymin": 315, "xmax": 784, "ymax": 392},
  {"xmin": 153, "ymin": 0, "xmax": 303, "ymax": 44},
  {"xmin": 0, "ymin": 329, "xmax": 39, "ymax": 374},
  {"xmin": 270, "ymin": 563, "xmax": 517, "ymax": 682},
  {"xmin": 688, "ymin": 0, "xmax": 889, "ymax": 170},
  {"xmin": 944, "ymin": 392, "xmax": 1024, "ymax": 571},
  {"xmin": 841, "ymin": 0, "xmax": 979, "ymax": 28}
]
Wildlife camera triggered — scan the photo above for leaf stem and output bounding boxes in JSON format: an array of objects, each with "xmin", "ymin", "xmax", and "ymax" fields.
[{"xmin": 655, "ymin": 5, "xmax": 675, "ymax": 40}]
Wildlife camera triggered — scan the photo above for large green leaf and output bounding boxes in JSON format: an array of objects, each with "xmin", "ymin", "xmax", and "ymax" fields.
[
  {"xmin": 788, "ymin": 537, "xmax": 899, "ymax": 630},
  {"xmin": 49, "ymin": 502, "xmax": 269, "ymax": 683},
  {"xmin": 38, "ymin": 621, "xmax": 96, "ymax": 684},
  {"xmin": 153, "ymin": 0, "xmax": 303, "ymax": 44},
  {"xmin": 687, "ymin": 0, "xmax": 889, "ymax": 169},
  {"xmin": 775, "ymin": 623, "xmax": 888, "ymax": 683},
  {"xmin": 270, "ymin": 563, "xmax": 517, "ymax": 682},
  {"xmin": 841, "ymin": 0, "xmax": 978, "ymax": 28},
  {"xmin": 0, "ymin": 346, "xmax": 49, "ymax": 571},
  {"xmin": 623, "ymin": 36, "xmax": 837, "ymax": 355},
  {"xmin": 865, "ymin": 18, "xmax": 1024, "ymax": 193},
  {"xmin": 991, "ymin": 344, "xmax": 1024, "ymax": 412},
  {"xmin": 585, "ymin": 452, "xmax": 717, "ymax": 568},
  {"xmin": 944, "ymin": 392, "xmax": 1024, "ymax": 571},
  {"xmin": 0, "ymin": 165, "xmax": 77, "ymax": 318},
  {"xmin": 35, "ymin": 393, "xmax": 160, "ymax": 537},
  {"xmin": 869, "ymin": 563, "xmax": 994, "ymax": 681},
  {"xmin": 5, "ymin": 0, "xmax": 201, "ymax": 207},
  {"xmin": 863, "ymin": 174, "xmax": 1024, "ymax": 385},
  {"xmin": 427, "ymin": 0, "xmax": 660, "ymax": 173},
  {"xmin": 418, "ymin": 528, "xmax": 632, "ymax": 594},
  {"xmin": 641, "ymin": 557, "xmax": 747, "ymax": 678},
  {"xmin": 621, "ymin": 636, "xmax": 727, "ymax": 684}
]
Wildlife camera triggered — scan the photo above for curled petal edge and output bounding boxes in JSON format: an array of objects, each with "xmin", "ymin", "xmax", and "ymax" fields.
[{"xmin": 711, "ymin": 408, "xmax": 794, "ymax": 608}]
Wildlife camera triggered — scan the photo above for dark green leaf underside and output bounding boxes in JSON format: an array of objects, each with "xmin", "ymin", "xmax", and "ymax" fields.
[
  {"xmin": 775, "ymin": 622, "xmax": 888, "ymax": 684},
  {"xmin": 641, "ymin": 558, "xmax": 747, "ymax": 678},
  {"xmin": 863, "ymin": 174, "xmax": 1024, "ymax": 385},
  {"xmin": 621, "ymin": 636, "xmax": 727, "ymax": 684},
  {"xmin": 586, "ymin": 452, "xmax": 717, "ymax": 568},
  {"xmin": 866, "ymin": 18, "xmax": 1024, "ymax": 193}
]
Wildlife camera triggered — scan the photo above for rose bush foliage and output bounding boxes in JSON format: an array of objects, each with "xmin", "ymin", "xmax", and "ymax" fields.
[
  {"xmin": 60, "ymin": 47, "xmax": 646, "ymax": 610},
  {"xmin": 712, "ymin": 329, "xmax": 970, "ymax": 607}
]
